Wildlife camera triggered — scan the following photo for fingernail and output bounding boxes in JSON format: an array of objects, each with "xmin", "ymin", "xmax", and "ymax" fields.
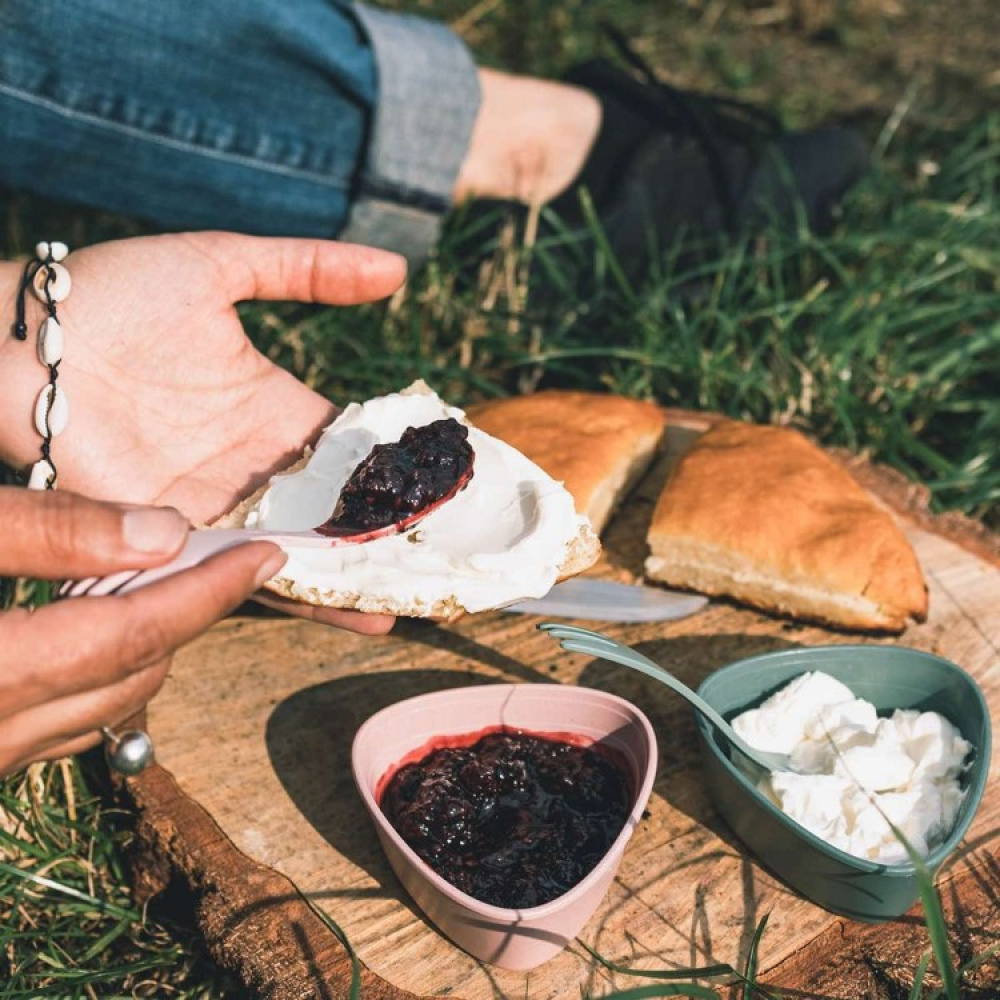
[
  {"xmin": 254, "ymin": 549, "xmax": 287, "ymax": 588},
  {"xmin": 123, "ymin": 507, "xmax": 188, "ymax": 554}
]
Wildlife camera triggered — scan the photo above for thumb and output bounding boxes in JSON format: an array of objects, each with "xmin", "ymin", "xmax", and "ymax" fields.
[
  {"xmin": 0, "ymin": 487, "xmax": 189, "ymax": 579},
  {"xmin": 191, "ymin": 232, "xmax": 408, "ymax": 306}
]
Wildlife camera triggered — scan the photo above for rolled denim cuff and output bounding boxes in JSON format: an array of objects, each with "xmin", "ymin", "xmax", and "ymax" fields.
[{"xmin": 341, "ymin": 2, "xmax": 480, "ymax": 264}]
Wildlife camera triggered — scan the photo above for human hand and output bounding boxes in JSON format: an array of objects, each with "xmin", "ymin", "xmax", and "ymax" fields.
[
  {"xmin": 0, "ymin": 487, "xmax": 286, "ymax": 777},
  {"xmin": 0, "ymin": 233, "xmax": 407, "ymax": 633}
]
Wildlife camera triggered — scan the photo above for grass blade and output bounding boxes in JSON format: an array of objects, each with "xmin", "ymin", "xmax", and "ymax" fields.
[{"xmin": 0, "ymin": 860, "xmax": 138, "ymax": 922}]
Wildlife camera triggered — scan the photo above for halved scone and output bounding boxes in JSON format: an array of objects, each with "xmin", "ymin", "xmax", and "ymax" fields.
[
  {"xmin": 215, "ymin": 382, "xmax": 600, "ymax": 619},
  {"xmin": 644, "ymin": 420, "xmax": 928, "ymax": 632},
  {"xmin": 467, "ymin": 390, "xmax": 667, "ymax": 535}
]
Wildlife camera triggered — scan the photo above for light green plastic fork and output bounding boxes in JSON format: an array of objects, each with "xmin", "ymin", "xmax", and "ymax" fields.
[{"xmin": 539, "ymin": 622, "xmax": 795, "ymax": 774}]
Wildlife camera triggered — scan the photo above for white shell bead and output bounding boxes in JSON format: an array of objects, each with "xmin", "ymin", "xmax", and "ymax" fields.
[
  {"xmin": 38, "ymin": 316, "xmax": 64, "ymax": 366},
  {"xmin": 49, "ymin": 241, "xmax": 69, "ymax": 262},
  {"xmin": 35, "ymin": 241, "xmax": 51, "ymax": 260},
  {"xmin": 32, "ymin": 261, "xmax": 72, "ymax": 303},
  {"xmin": 27, "ymin": 459, "xmax": 56, "ymax": 490},
  {"xmin": 34, "ymin": 383, "xmax": 69, "ymax": 438}
]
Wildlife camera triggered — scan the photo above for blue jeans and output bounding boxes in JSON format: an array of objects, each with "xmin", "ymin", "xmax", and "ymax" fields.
[{"xmin": 0, "ymin": 1, "xmax": 480, "ymax": 262}]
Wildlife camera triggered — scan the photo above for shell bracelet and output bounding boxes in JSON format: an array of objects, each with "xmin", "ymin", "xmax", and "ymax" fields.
[{"xmin": 15, "ymin": 241, "xmax": 154, "ymax": 777}]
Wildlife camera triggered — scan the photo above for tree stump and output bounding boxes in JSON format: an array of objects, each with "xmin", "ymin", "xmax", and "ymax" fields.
[{"xmin": 122, "ymin": 412, "xmax": 1000, "ymax": 999}]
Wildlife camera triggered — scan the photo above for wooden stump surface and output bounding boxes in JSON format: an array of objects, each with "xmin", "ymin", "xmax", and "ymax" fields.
[{"xmin": 124, "ymin": 412, "xmax": 1000, "ymax": 999}]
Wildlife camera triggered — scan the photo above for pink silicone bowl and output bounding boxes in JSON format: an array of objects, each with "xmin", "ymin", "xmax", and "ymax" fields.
[{"xmin": 352, "ymin": 683, "xmax": 657, "ymax": 970}]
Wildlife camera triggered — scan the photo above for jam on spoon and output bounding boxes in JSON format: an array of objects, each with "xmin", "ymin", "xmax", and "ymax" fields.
[
  {"xmin": 316, "ymin": 417, "xmax": 474, "ymax": 542},
  {"xmin": 380, "ymin": 729, "xmax": 632, "ymax": 909}
]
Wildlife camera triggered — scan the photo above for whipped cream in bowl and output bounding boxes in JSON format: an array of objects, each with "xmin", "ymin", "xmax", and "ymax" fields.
[
  {"xmin": 695, "ymin": 644, "xmax": 991, "ymax": 920},
  {"xmin": 731, "ymin": 671, "xmax": 972, "ymax": 864},
  {"xmin": 237, "ymin": 382, "xmax": 599, "ymax": 617}
]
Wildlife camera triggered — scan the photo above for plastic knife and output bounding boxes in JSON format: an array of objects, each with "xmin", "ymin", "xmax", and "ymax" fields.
[{"xmin": 502, "ymin": 578, "xmax": 708, "ymax": 623}]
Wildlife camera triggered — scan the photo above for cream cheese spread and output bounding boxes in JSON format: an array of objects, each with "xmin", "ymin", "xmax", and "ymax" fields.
[
  {"xmin": 242, "ymin": 384, "xmax": 593, "ymax": 614},
  {"xmin": 732, "ymin": 671, "xmax": 971, "ymax": 863}
]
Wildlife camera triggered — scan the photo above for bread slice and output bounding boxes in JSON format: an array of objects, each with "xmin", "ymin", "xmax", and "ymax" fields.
[
  {"xmin": 467, "ymin": 391, "xmax": 667, "ymax": 534},
  {"xmin": 644, "ymin": 420, "xmax": 928, "ymax": 632},
  {"xmin": 215, "ymin": 382, "xmax": 600, "ymax": 620}
]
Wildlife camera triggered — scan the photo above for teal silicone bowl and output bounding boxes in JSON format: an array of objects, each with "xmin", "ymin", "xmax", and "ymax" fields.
[{"xmin": 696, "ymin": 644, "xmax": 991, "ymax": 922}]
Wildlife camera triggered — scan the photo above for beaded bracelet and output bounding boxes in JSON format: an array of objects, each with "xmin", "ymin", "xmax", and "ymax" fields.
[
  {"xmin": 15, "ymin": 240, "xmax": 71, "ymax": 490},
  {"xmin": 14, "ymin": 241, "xmax": 154, "ymax": 777}
]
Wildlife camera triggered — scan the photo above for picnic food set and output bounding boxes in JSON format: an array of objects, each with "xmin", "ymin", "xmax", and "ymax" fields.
[{"xmin": 118, "ymin": 382, "xmax": 997, "ymax": 970}]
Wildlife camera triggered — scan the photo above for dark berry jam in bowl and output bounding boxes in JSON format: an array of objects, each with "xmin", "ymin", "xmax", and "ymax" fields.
[
  {"xmin": 352, "ymin": 684, "xmax": 657, "ymax": 971},
  {"xmin": 380, "ymin": 729, "xmax": 634, "ymax": 911}
]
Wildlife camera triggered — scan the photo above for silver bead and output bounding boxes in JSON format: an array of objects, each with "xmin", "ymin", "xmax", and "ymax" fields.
[
  {"xmin": 38, "ymin": 316, "xmax": 64, "ymax": 366},
  {"xmin": 31, "ymin": 261, "xmax": 72, "ymax": 303},
  {"xmin": 104, "ymin": 729, "xmax": 155, "ymax": 776},
  {"xmin": 34, "ymin": 384, "xmax": 69, "ymax": 438}
]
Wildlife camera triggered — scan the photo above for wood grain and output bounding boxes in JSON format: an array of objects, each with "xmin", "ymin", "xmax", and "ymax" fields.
[{"xmin": 122, "ymin": 414, "xmax": 1000, "ymax": 999}]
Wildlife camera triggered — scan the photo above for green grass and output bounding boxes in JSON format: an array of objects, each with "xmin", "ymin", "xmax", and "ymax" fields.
[
  {"xmin": 0, "ymin": 761, "xmax": 237, "ymax": 998},
  {"xmin": 2, "ymin": 2, "xmax": 999, "ymax": 996},
  {"xmin": 241, "ymin": 112, "xmax": 1000, "ymax": 525}
]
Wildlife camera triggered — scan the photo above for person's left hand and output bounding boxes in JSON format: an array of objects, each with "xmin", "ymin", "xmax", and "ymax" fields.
[{"xmin": 0, "ymin": 233, "xmax": 408, "ymax": 633}]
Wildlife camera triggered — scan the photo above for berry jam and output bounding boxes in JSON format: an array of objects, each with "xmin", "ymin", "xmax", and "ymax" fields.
[
  {"xmin": 318, "ymin": 418, "xmax": 474, "ymax": 536},
  {"xmin": 379, "ymin": 729, "xmax": 632, "ymax": 909}
]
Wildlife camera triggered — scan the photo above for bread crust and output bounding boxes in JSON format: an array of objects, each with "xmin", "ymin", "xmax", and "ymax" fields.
[
  {"xmin": 467, "ymin": 391, "xmax": 667, "ymax": 534},
  {"xmin": 644, "ymin": 420, "xmax": 929, "ymax": 632}
]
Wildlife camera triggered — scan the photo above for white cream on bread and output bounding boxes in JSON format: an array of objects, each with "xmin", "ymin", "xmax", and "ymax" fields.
[{"xmin": 237, "ymin": 383, "xmax": 598, "ymax": 616}]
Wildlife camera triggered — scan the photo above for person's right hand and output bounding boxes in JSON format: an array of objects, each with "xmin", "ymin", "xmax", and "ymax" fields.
[{"xmin": 0, "ymin": 487, "xmax": 286, "ymax": 777}]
